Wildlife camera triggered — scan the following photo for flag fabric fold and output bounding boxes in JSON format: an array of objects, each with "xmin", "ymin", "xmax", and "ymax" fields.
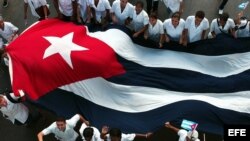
[{"xmin": 5, "ymin": 19, "xmax": 250, "ymax": 135}]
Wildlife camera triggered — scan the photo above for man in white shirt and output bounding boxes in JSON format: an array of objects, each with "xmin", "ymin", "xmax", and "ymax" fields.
[
  {"xmin": 183, "ymin": 10, "xmax": 209, "ymax": 46},
  {"xmin": 209, "ymin": 12, "xmax": 235, "ymax": 38},
  {"xmin": 110, "ymin": 0, "xmax": 134, "ymax": 25},
  {"xmin": 37, "ymin": 114, "xmax": 88, "ymax": 141},
  {"xmin": 88, "ymin": 0, "xmax": 111, "ymax": 24},
  {"xmin": 79, "ymin": 122, "xmax": 102, "ymax": 141},
  {"xmin": 0, "ymin": 16, "xmax": 19, "ymax": 43},
  {"xmin": 165, "ymin": 122, "xmax": 200, "ymax": 141},
  {"xmin": 144, "ymin": 12, "xmax": 164, "ymax": 48},
  {"xmin": 131, "ymin": 1, "xmax": 149, "ymax": 38},
  {"xmin": 0, "ymin": 91, "xmax": 31, "ymax": 126},
  {"xmin": 163, "ymin": 11, "xmax": 185, "ymax": 44},
  {"xmin": 234, "ymin": 12, "xmax": 250, "ymax": 38},
  {"xmin": 53, "ymin": 0, "xmax": 78, "ymax": 22}
]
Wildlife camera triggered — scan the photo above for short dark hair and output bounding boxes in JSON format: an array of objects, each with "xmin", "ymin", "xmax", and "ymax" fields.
[
  {"xmin": 172, "ymin": 12, "xmax": 181, "ymax": 20},
  {"xmin": 135, "ymin": 0, "xmax": 144, "ymax": 8},
  {"xmin": 219, "ymin": 12, "xmax": 229, "ymax": 22},
  {"xmin": 149, "ymin": 12, "xmax": 158, "ymax": 19},
  {"xmin": 83, "ymin": 127, "xmax": 94, "ymax": 138},
  {"xmin": 55, "ymin": 117, "xmax": 66, "ymax": 123},
  {"xmin": 109, "ymin": 128, "xmax": 122, "ymax": 138},
  {"xmin": 195, "ymin": 11, "xmax": 205, "ymax": 19}
]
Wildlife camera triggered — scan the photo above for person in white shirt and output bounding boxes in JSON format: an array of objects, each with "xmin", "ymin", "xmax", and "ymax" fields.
[
  {"xmin": 144, "ymin": 12, "xmax": 164, "ymax": 48},
  {"xmin": 110, "ymin": 0, "xmax": 134, "ymax": 26},
  {"xmin": 79, "ymin": 122, "xmax": 102, "ymax": 141},
  {"xmin": 88, "ymin": 0, "xmax": 111, "ymax": 24},
  {"xmin": 234, "ymin": 12, "xmax": 250, "ymax": 38},
  {"xmin": 77, "ymin": 0, "xmax": 92, "ymax": 24},
  {"xmin": 24, "ymin": 0, "xmax": 49, "ymax": 21},
  {"xmin": 0, "ymin": 91, "xmax": 30, "ymax": 125},
  {"xmin": 163, "ymin": 0, "xmax": 184, "ymax": 16},
  {"xmin": 209, "ymin": 12, "xmax": 235, "ymax": 38},
  {"xmin": 37, "ymin": 114, "xmax": 88, "ymax": 141},
  {"xmin": 101, "ymin": 126, "xmax": 152, "ymax": 141},
  {"xmin": 165, "ymin": 122, "xmax": 200, "ymax": 141},
  {"xmin": 183, "ymin": 10, "xmax": 209, "ymax": 46},
  {"xmin": 53, "ymin": 0, "xmax": 78, "ymax": 22},
  {"xmin": 163, "ymin": 12, "xmax": 185, "ymax": 44},
  {"xmin": 0, "ymin": 16, "xmax": 19, "ymax": 43},
  {"xmin": 131, "ymin": 1, "xmax": 149, "ymax": 38}
]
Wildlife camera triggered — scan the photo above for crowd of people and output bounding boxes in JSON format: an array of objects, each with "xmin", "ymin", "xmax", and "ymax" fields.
[{"xmin": 0, "ymin": 0, "xmax": 249, "ymax": 141}]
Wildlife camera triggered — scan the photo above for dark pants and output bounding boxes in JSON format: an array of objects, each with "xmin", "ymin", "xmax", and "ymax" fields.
[
  {"xmin": 219, "ymin": 0, "xmax": 228, "ymax": 10},
  {"xmin": 146, "ymin": 0, "xmax": 159, "ymax": 14}
]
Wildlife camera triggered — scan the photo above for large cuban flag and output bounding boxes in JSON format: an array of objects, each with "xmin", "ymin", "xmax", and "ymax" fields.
[{"xmin": 5, "ymin": 19, "xmax": 250, "ymax": 135}]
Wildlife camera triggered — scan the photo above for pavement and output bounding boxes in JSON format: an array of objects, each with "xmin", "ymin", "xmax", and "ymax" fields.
[{"xmin": 0, "ymin": 0, "xmax": 249, "ymax": 141}]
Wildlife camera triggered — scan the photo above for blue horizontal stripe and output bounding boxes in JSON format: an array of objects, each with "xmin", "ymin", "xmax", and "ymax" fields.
[{"xmin": 32, "ymin": 89, "xmax": 250, "ymax": 136}]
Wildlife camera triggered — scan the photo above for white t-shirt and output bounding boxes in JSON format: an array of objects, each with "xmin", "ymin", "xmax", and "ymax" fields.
[
  {"xmin": 0, "ymin": 94, "xmax": 29, "ymax": 124},
  {"xmin": 210, "ymin": 18, "xmax": 235, "ymax": 34},
  {"xmin": 185, "ymin": 16, "xmax": 209, "ymax": 43},
  {"xmin": 0, "ymin": 22, "xmax": 18, "ymax": 42},
  {"xmin": 163, "ymin": 0, "xmax": 183, "ymax": 13},
  {"xmin": 148, "ymin": 19, "xmax": 164, "ymax": 42},
  {"xmin": 58, "ymin": 0, "xmax": 75, "ymax": 16},
  {"xmin": 105, "ymin": 133, "xmax": 136, "ymax": 141},
  {"xmin": 89, "ymin": 0, "xmax": 111, "ymax": 22},
  {"xmin": 177, "ymin": 129, "xmax": 200, "ymax": 141},
  {"xmin": 132, "ymin": 9, "xmax": 149, "ymax": 32},
  {"xmin": 42, "ymin": 114, "xmax": 80, "ymax": 141},
  {"xmin": 236, "ymin": 19, "xmax": 250, "ymax": 37},
  {"xmin": 111, "ymin": 0, "xmax": 134, "ymax": 25},
  {"xmin": 79, "ymin": 123, "xmax": 102, "ymax": 141},
  {"xmin": 24, "ymin": 0, "xmax": 48, "ymax": 18},
  {"xmin": 163, "ymin": 18, "xmax": 185, "ymax": 41}
]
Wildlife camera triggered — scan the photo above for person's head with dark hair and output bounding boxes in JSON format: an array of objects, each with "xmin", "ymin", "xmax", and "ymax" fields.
[
  {"xmin": 55, "ymin": 117, "xmax": 66, "ymax": 131},
  {"xmin": 109, "ymin": 128, "xmax": 122, "ymax": 141},
  {"xmin": 149, "ymin": 12, "xmax": 158, "ymax": 26},
  {"xmin": 171, "ymin": 12, "xmax": 181, "ymax": 27},
  {"xmin": 83, "ymin": 127, "xmax": 94, "ymax": 141},
  {"xmin": 195, "ymin": 11, "xmax": 205, "ymax": 26},
  {"xmin": 219, "ymin": 12, "xmax": 229, "ymax": 27},
  {"xmin": 135, "ymin": 1, "xmax": 144, "ymax": 14}
]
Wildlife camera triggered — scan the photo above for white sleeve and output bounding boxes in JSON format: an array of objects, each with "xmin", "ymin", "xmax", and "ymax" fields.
[
  {"xmin": 104, "ymin": 0, "xmax": 111, "ymax": 10},
  {"xmin": 159, "ymin": 21, "xmax": 164, "ymax": 34},
  {"xmin": 121, "ymin": 133, "xmax": 136, "ymax": 141},
  {"xmin": 39, "ymin": 0, "xmax": 47, "ymax": 5},
  {"xmin": 202, "ymin": 18, "xmax": 209, "ymax": 30},
  {"xmin": 42, "ymin": 122, "xmax": 57, "ymax": 135},
  {"xmin": 143, "ymin": 13, "xmax": 149, "ymax": 26},
  {"xmin": 228, "ymin": 18, "xmax": 235, "ymax": 28},
  {"xmin": 177, "ymin": 129, "xmax": 188, "ymax": 141},
  {"xmin": 67, "ymin": 114, "xmax": 80, "ymax": 128},
  {"xmin": 185, "ymin": 16, "xmax": 192, "ymax": 29},
  {"xmin": 111, "ymin": 1, "xmax": 118, "ymax": 13},
  {"xmin": 8, "ymin": 22, "xmax": 19, "ymax": 32},
  {"xmin": 210, "ymin": 19, "xmax": 216, "ymax": 32},
  {"xmin": 93, "ymin": 127, "xmax": 102, "ymax": 141}
]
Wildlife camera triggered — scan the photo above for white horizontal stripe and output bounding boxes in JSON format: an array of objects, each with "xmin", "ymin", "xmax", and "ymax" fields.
[
  {"xmin": 89, "ymin": 29, "xmax": 250, "ymax": 77},
  {"xmin": 60, "ymin": 77, "xmax": 250, "ymax": 113}
]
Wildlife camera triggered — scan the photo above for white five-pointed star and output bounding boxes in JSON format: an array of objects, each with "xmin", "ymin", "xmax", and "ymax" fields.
[{"xmin": 43, "ymin": 32, "xmax": 88, "ymax": 69}]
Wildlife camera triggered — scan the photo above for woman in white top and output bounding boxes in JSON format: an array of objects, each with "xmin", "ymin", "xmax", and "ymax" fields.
[
  {"xmin": 209, "ymin": 12, "xmax": 235, "ymax": 38},
  {"xmin": 110, "ymin": 0, "xmax": 134, "ymax": 25},
  {"xmin": 88, "ymin": 0, "xmax": 111, "ymax": 24},
  {"xmin": 131, "ymin": 1, "xmax": 149, "ymax": 38},
  {"xmin": 163, "ymin": 12, "xmax": 185, "ymax": 44},
  {"xmin": 24, "ymin": 0, "xmax": 49, "ymax": 21},
  {"xmin": 183, "ymin": 11, "xmax": 209, "ymax": 46},
  {"xmin": 144, "ymin": 12, "xmax": 164, "ymax": 48}
]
